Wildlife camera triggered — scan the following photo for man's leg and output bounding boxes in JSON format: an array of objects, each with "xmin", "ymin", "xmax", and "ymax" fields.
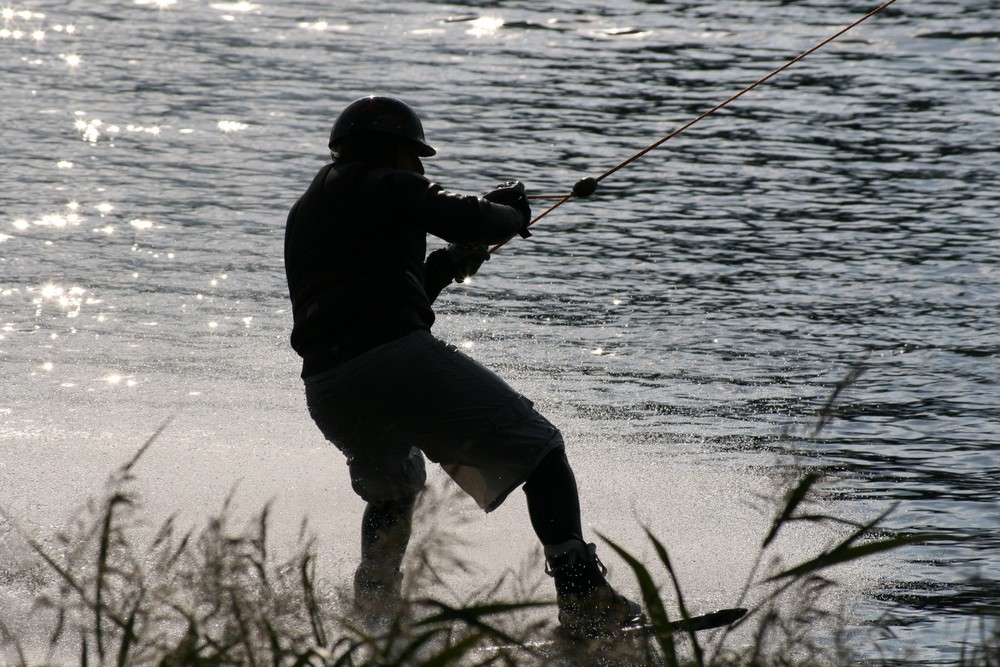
[
  {"xmin": 523, "ymin": 448, "xmax": 645, "ymax": 638},
  {"xmin": 522, "ymin": 447, "xmax": 584, "ymax": 546},
  {"xmin": 354, "ymin": 494, "xmax": 418, "ymax": 621},
  {"xmin": 302, "ymin": 358, "xmax": 427, "ymax": 626},
  {"xmin": 346, "ymin": 446, "xmax": 426, "ymax": 624}
]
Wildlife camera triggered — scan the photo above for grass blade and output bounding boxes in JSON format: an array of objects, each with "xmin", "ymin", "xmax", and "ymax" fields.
[
  {"xmin": 644, "ymin": 527, "xmax": 704, "ymax": 666},
  {"xmin": 415, "ymin": 599, "xmax": 550, "ymax": 650},
  {"xmin": 115, "ymin": 604, "xmax": 138, "ymax": 667},
  {"xmin": 761, "ymin": 472, "xmax": 821, "ymax": 550},
  {"xmin": 300, "ymin": 552, "xmax": 328, "ymax": 647},
  {"xmin": 416, "ymin": 631, "xmax": 486, "ymax": 667},
  {"xmin": 765, "ymin": 533, "xmax": 936, "ymax": 583},
  {"xmin": 96, "ymin": 493, "xmax": 132, "ymax": 662},
  {"xmin": 599, "ymin": 533, "xmax": 680, "ymax": 667},
  {"xmin": 812, "ymin": 363, "xmax": 867, "ymax": 437},
  {"xmin": 120, "ymin": 416, "xmax": 173, "ymax": 475}
]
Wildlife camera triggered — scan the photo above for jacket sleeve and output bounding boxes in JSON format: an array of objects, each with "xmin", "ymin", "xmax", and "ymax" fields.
[
  {"xmin": 423, "ymin": 248, "xmax": 457, "ymax": 303},
  {"xmin": 374, "ymin": 169, "xmax": 526, "ymax": 244},
  {"xmin": 421, "ymin": 188, "xmax": 526, "ymax": 244}
]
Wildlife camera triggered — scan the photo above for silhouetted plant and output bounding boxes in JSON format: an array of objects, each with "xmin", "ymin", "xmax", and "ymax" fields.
[{"xmin": 0, "ymin": 377, "xmax": 994, "ymax": 667}]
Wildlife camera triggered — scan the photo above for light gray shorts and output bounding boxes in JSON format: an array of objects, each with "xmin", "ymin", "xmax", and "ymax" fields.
[{"xmin": 304, "ymin": 329, "xmax": 564, "ymax": 512}]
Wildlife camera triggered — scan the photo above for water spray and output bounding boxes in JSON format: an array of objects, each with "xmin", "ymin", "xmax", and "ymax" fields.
[{"xmin": 489, "ymin": 0, "xmax": 900, "ymax": 254}]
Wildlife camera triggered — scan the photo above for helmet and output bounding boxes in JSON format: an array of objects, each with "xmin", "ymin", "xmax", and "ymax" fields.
[{"xmin": 329, "ymin": 96, "xmax": 436, "ymax": 158}]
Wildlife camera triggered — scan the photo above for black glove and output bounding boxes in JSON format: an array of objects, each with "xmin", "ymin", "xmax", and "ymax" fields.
[
  {"xmin": 484, "ymin": 180, "xmax": 532, "ymax": 238},
  {"xmin": 444, "ymin": 243, "xmax": 490, "ymax": 283}
]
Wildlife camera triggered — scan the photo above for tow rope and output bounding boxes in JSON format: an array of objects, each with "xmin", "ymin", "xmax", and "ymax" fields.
[{"xmin": 489, "ymin": 0, "xmax": 899, "ymax": 254}]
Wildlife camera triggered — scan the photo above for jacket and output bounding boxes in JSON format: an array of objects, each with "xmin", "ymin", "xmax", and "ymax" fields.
[{"xmin": 284, "ymin": 160, "xmax": 526, "ymax": 377}]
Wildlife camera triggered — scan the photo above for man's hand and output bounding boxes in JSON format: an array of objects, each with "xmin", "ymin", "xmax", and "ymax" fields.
[
  {"xmin": 484, "ymin": 180, "xmax": 532, "ymax": 238},
  {"xmin": 445, "ymin": 243, "xmax": 490, "ymax": 283}
]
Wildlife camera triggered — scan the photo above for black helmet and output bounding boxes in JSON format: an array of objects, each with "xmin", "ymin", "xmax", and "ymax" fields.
[{"xmin": 329, "ymin": 96, "xmax": 436, "ymax": 158}]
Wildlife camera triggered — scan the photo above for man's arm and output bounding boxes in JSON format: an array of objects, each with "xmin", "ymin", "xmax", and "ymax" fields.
[
  {"xmin": 423, "ymin": 244, "xmax": 490, "ymax": 302},
  {"xmin": 374, "ymin": 170, "xmax": 531, "ymax": 245}
]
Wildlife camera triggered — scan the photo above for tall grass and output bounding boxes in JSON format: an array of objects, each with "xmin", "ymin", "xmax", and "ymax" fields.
[
  {"xmin": 1, "ymin": 374, "xmax": 996, "ymax": 665},
  {"xmin": 0, "ymin": 427, "xmax": 550, "ymax": 666},
  {"xmin": 3, "ymin": 439, "xmax": 992, "ymax": 667}
]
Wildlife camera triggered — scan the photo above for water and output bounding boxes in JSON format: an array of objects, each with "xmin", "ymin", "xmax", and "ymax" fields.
[{"xmin": 2, "ymin": 0, "xmax": 998, "ymax": 663}]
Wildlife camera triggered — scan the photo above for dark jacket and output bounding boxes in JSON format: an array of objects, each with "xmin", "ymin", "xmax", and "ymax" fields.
[{"xmin": 285, "ymin": 161, "xmax": 525, "ymax": 377}]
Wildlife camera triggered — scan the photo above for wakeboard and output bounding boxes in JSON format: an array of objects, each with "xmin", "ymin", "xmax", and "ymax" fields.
[
  {"xmin": 640, "ymin": 606, "xmax": 748, "ymax": 634},
  {"xmin": 479, "ymin": 606, "xmax": 748, "ymax": 662},
  {"xmin": 554, "ymin": 605, "xmax": 747, "ymax": 641}
]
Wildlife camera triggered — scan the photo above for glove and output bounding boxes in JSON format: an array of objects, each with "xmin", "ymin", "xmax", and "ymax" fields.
[
  {"xmin": 484, "ymin": 180, "xmax": 532, "ymax": 238},
  {"xmin": 444, "ymin": 243, "xmax": 490, "ymax": 283}
]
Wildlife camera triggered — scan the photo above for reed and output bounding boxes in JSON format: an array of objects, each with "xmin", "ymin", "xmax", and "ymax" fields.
[{"xmin": 0, "ymin": 415, "xmax": 995, "ymax": 665}]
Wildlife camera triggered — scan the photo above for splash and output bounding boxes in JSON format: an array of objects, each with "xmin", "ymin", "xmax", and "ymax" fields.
[
  {"xmin": 217, "ymin": 119, "xmax": 248, "ymax": 133},
  {"xmin": 467, "ymin": 16, "xmax": 504, "ymax": 38}
]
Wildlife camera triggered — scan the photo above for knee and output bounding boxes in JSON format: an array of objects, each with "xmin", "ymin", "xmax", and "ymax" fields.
[{"xmin": 351, "ymin": 446, "xmax": 427, "ymax": 504}]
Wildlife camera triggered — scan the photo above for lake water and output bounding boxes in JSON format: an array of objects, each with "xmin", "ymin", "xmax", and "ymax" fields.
[{"xmin": 1, "ymin": 0, "xmax": 997, "ymax": 664}]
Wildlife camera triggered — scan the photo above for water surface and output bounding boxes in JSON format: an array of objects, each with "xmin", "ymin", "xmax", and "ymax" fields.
[{"xmin": 2, "ymin": 1, "xmax": 997, "ymax": 662}]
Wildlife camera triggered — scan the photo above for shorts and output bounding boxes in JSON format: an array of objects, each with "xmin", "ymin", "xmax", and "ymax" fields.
[{"xmin": 303, "ymin": 329, "xmax": 564, "ymax": 512}]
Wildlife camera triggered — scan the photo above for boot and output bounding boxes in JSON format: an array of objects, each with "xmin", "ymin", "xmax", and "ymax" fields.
[{"xmin": 545, "ymin": 540, "xmax": 646, "ymax": 639}]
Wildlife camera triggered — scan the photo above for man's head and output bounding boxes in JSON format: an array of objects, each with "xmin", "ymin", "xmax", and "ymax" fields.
[{"xmin": 329, "ymin": 96, "xmax": 436, "ymax": 172}]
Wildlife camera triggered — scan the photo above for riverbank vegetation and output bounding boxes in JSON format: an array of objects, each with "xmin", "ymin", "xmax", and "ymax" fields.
[{"xmin": 1, "ymin": 423, "xmax": 995, "ymax": 666}]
